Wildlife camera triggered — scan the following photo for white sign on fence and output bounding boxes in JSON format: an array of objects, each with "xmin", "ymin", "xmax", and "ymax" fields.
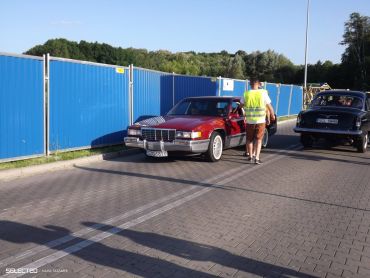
[{"xmin": 223, "ymin": 79, "xmax": 234, "ymax": 91}]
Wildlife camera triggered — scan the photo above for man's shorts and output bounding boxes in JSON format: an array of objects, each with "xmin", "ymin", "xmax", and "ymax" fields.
[{"xmin": 246, "ymin": 123, "xmax": 266, "ymax": 141}]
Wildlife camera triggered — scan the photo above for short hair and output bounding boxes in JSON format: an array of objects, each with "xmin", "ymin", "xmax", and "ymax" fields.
[{"xmin": 249, "ymin": 77, "xmax": 259, "ymax": 86}]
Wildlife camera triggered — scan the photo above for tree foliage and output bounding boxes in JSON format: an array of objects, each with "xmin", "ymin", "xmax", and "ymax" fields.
[
  {"xmin": 340, "ymin": 12, "xmax": 370, "ymax": 90},
  {"xmin": 25, "ymin": 39, "xmax": 299, "ymax": 83}
]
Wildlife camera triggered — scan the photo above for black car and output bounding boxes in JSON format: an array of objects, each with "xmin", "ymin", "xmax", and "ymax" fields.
[{"xmin": 294, "ymin": 90, "xmax": 370, "ymax": 152}]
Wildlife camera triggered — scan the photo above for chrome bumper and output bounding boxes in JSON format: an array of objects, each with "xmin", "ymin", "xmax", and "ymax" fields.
[
  {"xmin": 294, "ymin": 127, "xmax": 362, "ymax": 136},
  {"xmin": 124, "ymin": 137, "xmax": 210, "ymax": 153}
]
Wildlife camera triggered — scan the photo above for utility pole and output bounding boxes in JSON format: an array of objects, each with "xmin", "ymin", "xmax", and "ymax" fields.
[{"xmin": 304, "ymin": 0, "xmax": 310, "ymax": 89}]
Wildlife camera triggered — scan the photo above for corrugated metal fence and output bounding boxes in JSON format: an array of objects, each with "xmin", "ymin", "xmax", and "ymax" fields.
[
  {"xmin": 0, "ymin": 54, "xmax": 45, "ymax": 162},
  {"xmin": 0, "ymin": 52, "xmax": 303, "ymax": 162}
]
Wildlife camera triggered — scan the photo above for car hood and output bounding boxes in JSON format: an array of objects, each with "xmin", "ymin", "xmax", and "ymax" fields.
[{"xmin": 135, "ymin": 115, "xmax": 220, "ymax": 130}]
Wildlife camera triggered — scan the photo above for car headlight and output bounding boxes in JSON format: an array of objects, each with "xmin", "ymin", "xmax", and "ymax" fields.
[
  {"xmin": 128, "ymin": 128, "xmax": 142, "ymax": 136},
  {"xmin": 176, "ymin": 131, "xmax": 202, "ymax": 139}
]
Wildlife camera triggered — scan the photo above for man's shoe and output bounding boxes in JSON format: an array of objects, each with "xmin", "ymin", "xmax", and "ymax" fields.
[{"xmin": 255, "ymin": 159, "xmax": 262, "ymax": 165}]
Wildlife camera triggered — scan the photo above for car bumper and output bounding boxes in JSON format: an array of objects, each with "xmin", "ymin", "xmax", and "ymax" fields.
[
  {"xmin": 293, "ymin": 127, "xmax": 362, "ymax": 136},
  {"xmin": 124, "ymin": 137, "xmax": 210, "ymax": 153}
]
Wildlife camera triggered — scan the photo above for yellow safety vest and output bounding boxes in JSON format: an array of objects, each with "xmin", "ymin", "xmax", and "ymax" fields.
[{"xmin": 243, "ymin": 89, "xmax": 266, "ymax": 123}]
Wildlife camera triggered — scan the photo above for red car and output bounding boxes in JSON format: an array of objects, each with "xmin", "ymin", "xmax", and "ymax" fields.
[{"xmin": 124, "ymin": 97, "xmax": 277, "ymax": 161}]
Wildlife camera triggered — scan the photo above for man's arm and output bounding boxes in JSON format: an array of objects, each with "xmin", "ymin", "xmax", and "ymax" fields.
[{"xmin": 266, "ymin": 103, "xmax": 275, "ymax": 121}]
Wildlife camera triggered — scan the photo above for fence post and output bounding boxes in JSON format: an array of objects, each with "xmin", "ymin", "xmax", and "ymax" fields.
[
  {"xmin": 288, "ymin": 84, "xmax": 294, "ymax": 116},
  {"xmin": 218, "ymin": 76, "xmax": 221, "ymax": 96},
  {"xmin": 129, "ymin": 64, "xmax": 134, "ymax": 125},
  {"xmin": 275, "ymin": 84, "xmax": 280, "ymax": 116},
  {"xmin": 172, "ymin": 72, "xmax": 175, "ymax": 107},
  {"xmin": 44, "ymin": 53, "xmax": 50, "ymax": 156}
]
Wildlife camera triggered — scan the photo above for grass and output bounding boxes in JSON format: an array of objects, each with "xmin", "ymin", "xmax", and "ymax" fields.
[
  {"xmin": 0, "ymin": 145, "xmax": 127, "ymax": 170},
  {"xmin": 278, "ymin": 115, "xmax": 297, "ymax": 122}
]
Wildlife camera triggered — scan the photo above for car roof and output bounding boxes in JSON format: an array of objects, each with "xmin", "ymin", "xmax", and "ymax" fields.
[{"xmin": 317, "ymin": 90, "xmax": 366, "ymax": 98}]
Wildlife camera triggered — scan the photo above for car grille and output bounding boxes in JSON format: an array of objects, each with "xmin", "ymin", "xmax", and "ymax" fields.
[{"xmin": 141, "ymin": 128, "xmax": 176, "ymax": 142}]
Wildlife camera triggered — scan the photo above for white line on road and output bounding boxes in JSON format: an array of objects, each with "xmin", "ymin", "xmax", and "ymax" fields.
[
  {"xmin": 0, "ymin": 146, "xmax": 276, "ymax": 270},
  {"xmin": 1, "ymin": 143, "xmax": 301, "ymax": 277}
]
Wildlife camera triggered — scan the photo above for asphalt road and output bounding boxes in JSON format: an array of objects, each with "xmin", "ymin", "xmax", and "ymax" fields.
[{"xmin": 0, "ymin": 121, "xmax": 370, "ymax": 278}]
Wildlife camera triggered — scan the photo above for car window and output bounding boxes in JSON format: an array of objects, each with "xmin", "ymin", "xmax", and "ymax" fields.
[
  {"xmin": 311, "ymin": 95, "xmax": 363, "ymax": 109},
  {"xmin": 169, "ymin": 101, "xmax": 190, "ymax": 115},
  {"xmin": 167, "ymin": 100, "xmax": 230, "ymax": 116},
  {"xmin": 231, "ymin": 101, "xmax": 244, "ymax": 116}
]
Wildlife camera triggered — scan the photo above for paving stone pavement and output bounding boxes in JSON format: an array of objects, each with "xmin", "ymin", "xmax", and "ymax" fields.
[{"xmin": 0, "ymin": 121, "xmax": 370, "ymax": 277}]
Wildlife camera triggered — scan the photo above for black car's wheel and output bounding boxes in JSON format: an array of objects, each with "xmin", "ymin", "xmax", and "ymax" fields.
[
  {"xmin": 206, "ymin": 132, "xmax": 223, "ymax": 162},
  {"xmin": 262, "ymin": 128, "xmax": 269, "ymax": 148},
  {"xmin": 300, "ymin": 134, "xmax": 313, "ymax": 148},
  {"xmin": 356, "ymin": 133, "xmax": 368, "ymax": 153}
]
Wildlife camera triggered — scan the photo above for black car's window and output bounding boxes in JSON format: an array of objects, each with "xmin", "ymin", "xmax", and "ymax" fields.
[
  {"xmin": 311, "ymin": 95, "xmax": 363, "ymax": 109},
  {"xmin": 168, "ymin": 100, "xmax": 230, "ymax": 116}
]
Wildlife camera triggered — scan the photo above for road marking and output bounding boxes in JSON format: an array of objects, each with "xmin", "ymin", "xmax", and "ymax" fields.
[
  {"xmin": 1, "ymin": 143, "xmax": 301, "ymax": 277},
  {"xmin": 0, "ymin": 148, "xmax": 267, "ymax": 269}
]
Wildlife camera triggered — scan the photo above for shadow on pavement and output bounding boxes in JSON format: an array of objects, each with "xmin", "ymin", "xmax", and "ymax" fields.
[
  {"xmin": 0, "ymin": 221, "xmax": 217, "ymax": 277},
  {"xmin": 74, "ymin": 165, "xmax": 230, "ymax": 191},
  {"xmin": 0, "ymin": 221, "xmax": 317, "ymax": 277},
  {"xmin": 83, "ymin": 223, "xmax": 316, "ymax": 278}
]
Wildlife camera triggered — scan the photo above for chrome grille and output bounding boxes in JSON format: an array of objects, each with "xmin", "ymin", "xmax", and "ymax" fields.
[{"xmin": 142, "ymin": 128, "xmax": 176, "ymax": 142}]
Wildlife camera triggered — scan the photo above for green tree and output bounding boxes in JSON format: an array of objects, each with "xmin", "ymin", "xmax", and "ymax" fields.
[{"xmin": 341, "ymin": 12, "xmax": 370, "ymax": 90}]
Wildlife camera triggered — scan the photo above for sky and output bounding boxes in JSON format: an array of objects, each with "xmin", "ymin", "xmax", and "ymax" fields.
[{"xmin": 0, "ymin": 0, "xmax": 369, "ymax": 65}]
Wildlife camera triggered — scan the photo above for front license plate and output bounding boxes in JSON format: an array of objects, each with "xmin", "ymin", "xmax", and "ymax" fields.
[
  {"xmin": 146, "ymin": 150, "xmax": 168, "ymax": 157},
  {"xmin": 316, "ymin": 118, "xmax": 338, "ymax": 124}
]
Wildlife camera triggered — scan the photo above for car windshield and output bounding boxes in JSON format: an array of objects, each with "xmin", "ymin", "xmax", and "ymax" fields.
[
  {"xmin": 167, "ymin": 99, "xmax": 230, "ymax": 116},
  {"xmin": 310, "ymin": 94, "xmax": 363, "ymax": 109}
]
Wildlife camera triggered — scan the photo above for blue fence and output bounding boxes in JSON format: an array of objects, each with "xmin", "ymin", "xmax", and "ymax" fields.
[
  {"xmin": 173, "ymin": 75, "xmax": 217, "ymax": 104},
  {"xmin": 133, "ymin": 68, "xmax": 172, "ymax": 122},
  {"xmin": 0, "ymin": 53, "xmax": 303, "ymax": 162},
  {"xmin": 0, "ymin": 54, "xmax": 44, "ymax": 161},
  {"xmin": 219, "ymin": 79, "xmax": 247, "ymax": 97},
  {"xmin": 49, "ymin": 58, "xmax": 129, "ymax": 151}
]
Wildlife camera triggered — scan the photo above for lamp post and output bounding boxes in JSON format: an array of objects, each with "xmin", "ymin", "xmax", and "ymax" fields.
[{"xmin": 304, "ymin": 0, "xmax": 310, "ymax": 89}]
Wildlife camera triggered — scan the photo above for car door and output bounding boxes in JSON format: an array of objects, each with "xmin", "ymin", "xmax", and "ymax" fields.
[{"xmin": 225, "ymin": 100, "xmax": 246, "ymax": 147}]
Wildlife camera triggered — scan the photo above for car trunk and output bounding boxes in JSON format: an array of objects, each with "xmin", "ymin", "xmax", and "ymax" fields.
[{"xmin": 302, "ymin": 108, "xmax": 360, "ymax": 130}]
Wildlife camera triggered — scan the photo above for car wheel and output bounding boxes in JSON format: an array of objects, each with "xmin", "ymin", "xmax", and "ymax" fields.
[
  {"xmin": 206, "ymin": 132, "xmax": 223, "ymax": 162},
  {"xmin": 356, "ymin": 133, "xmax": 368, "ymax": 153},
  {"xmin": 300, "ymin": 134, "xmax": 313, "ymax": 148},
  {"xmin": 262, "ymin": 128, "xmax": 269, "ymax": 148}
]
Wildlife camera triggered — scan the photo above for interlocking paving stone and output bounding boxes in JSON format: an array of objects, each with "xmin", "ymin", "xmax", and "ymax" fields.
[{"xmin": 0, "ymin": 122, "xmax": 370, "ymax": 277}]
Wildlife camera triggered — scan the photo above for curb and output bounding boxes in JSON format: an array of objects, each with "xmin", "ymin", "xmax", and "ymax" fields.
[
  {"xmin": 0, "ymin": 118, "xmax": 297, "ymax": 182},
  {"xmin": 0, "ymin": 148, "xmax": 141, "ymax": 182}
]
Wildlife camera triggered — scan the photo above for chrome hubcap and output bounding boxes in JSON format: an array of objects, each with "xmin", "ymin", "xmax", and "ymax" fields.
[
  {"xmin": 364, "ymin": 134, "xmax": 368, "ymax": 149},
  {"xmin": 213, "ymin": 135, "xmax": 223, "ymax": 160}
]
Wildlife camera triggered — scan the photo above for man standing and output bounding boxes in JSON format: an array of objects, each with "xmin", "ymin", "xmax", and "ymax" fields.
[{"xmin": 240, "ymin": 78, "xmax": 275, "ymax": 164}]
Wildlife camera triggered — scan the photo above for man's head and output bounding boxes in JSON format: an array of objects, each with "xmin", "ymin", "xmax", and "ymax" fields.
[{"xmin": 249, "ymin": 77, "xmax": 260, "ymax": 89}]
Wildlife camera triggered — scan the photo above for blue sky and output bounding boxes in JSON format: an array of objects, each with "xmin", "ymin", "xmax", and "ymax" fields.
[{"xmin": 1, "ymin": 0, "xmax": 369, "ymax": 65}]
